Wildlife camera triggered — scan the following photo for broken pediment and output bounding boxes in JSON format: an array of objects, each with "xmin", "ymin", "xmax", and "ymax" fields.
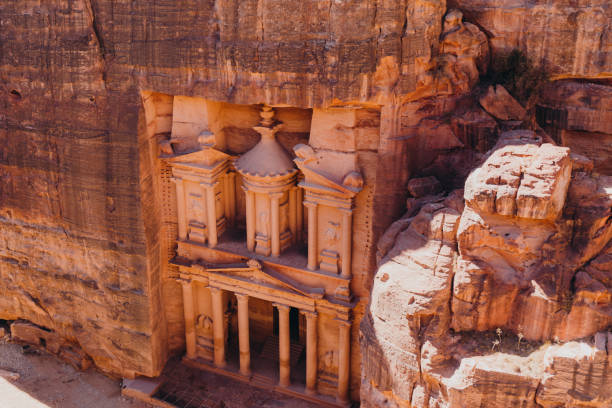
[
  {"xmin": 294, "ymin": 143, "xmax": 364, "ymax": 198},
  {"xmin": 165, "ymin": 146, "xmax": 231, "ymax": 172}
]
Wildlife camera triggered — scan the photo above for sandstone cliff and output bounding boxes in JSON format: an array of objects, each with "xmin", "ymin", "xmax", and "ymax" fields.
[
  {"xmin": 362, "ymin": 129, "xmax": 612, "ymax": 407},
  {"xmin": 1, "ymin": 0, "xmax": 611, "ymax": 405}
]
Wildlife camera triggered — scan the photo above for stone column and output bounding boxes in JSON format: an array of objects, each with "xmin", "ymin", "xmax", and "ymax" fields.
[
  {"xmin": 289, "ymin": 187, "xmax": 297, "ymax": 244},
  {"xmin": 173, "ymin": 178, "xmax": 187, "ymax": 240},
  {"xmin": 304, "ymin": 200, "xmax": 318, "ymax": 271},
  {"xmin": 223, "ymin": 174, "xmax": 232, "ymax": 226},
  {"xmin": 275, "ymin": 304, "xmax": 291, "ymax": 387},
  {"xmin": 181, "ymin": 280, "xmax": 196, "ymax": 359},
  {"xmin": 340, "ymin": 208, "xmax": 353, "ymax": 279},
  {"xmin": 303, "ymin": 311, "xmax": 318, "ymax": 395},
  {"xmin": 204, "ymin": 182, "xmax": 218, "ymax": 247},
  {"xmin": 244, "ymin": 188, "xmax": 256, "ymax": 251},
  {"xmin": 336, "ymin": 319, "xmax": 351, "ymax": 403},
  {"xmin": 210, "ymin": 287, "xmax": 226, "ymax": 368},
  {"xmin": 235, "ymin": 293, "xmax": 251, "ymax": 376},
  {"xmin": 270, "ymin": 193, "xmax": 281, "ymax": 257},
  {"xmin": 295, "ymin": 188, "xmax": 304, "ymax": 242},
  {"xmin": 228, "ymin": 172, "xmax": 236, "ymax": 225}
]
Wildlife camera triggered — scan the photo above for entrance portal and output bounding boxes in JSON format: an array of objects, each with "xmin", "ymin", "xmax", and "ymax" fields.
[{"xmin": 240, "ymin": 300, "xmax": 306, "ymax": 386}]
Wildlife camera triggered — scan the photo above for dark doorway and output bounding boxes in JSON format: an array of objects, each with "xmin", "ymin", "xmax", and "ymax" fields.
[{"xmin": 290, "ymin": 307, "xmax": 300, "ymax": 341}]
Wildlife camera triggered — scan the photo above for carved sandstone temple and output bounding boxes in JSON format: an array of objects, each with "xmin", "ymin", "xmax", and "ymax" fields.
[{"xmin": 160, "ymin": 101, "xmax": 370, "ymax": 406}]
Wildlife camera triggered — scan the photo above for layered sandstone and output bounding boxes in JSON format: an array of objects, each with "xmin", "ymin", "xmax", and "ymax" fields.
[
  {"xmin": 449, "ymin": 0, "xmax": 612, "ymax": 78},
  {"xmin": 1, "ymin": 0, "xmax": 611, "ymax": 405},
  {"xmin": 537, "ymin": 80, "xmax": 612, "ymax": 175},
  {"xmin": 362, "ymin": 130, "xmax": 612, "ymax": 407}
]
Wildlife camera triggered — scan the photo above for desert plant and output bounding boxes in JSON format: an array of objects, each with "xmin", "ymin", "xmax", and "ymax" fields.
[{"xmin": 517, "ymin": 333, "xmax": 524, "ymax": 351}]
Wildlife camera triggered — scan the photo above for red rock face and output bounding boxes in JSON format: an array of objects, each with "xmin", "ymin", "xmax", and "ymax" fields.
[
  {"xmin": 450, "ymin": 0, "xmax": 612, "ymax": 77},
  {"xmin": 537, "ymin": 80, "xmax": 612, "ymax": 176},
  {"xmin": 363, "ymin": 129, "xmax": 612, "ymax": 407},
  {"xmin": 0, "ymin": 0, "xmax": 448, "ymax": 383},
  {"xmin": 1, "ymin": 0, "xmax": 611, "ymax": 405}
]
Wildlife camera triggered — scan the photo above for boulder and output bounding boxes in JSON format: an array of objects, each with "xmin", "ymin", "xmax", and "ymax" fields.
[
  {"xmin": 479, "ymin": 85, "xmax": 528, "ymax": 121},
  {"xmin": 464, "ymin": 131, "xmax": 571, "ymax": 220}
]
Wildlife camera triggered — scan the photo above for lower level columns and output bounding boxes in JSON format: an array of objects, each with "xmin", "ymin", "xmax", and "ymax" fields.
[
  {"xmin": 336, "ymin": 319, "xmax": 351, "ymax": 404},
  {"xmin": 181, "ymin": 280, "xmax": 196, "ymax": 360},
  {"xmin": 210, "ymin": 287, "xmax": 226, "ymax": 368},
  {"xmin": 303, "ymin": 311, "xmax": 318, "ymax": 395},
  {"xmin": 235, "ymin": 293, "xmax": 251, "ymax": 376},
  {"xmin": 275, "ymin": 303, "xmax": 291, "ymax": 387}
]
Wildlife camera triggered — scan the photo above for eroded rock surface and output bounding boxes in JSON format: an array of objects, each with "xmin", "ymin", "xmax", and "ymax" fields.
[
  {"xmin": 362, "ymin": 131, "xmax": 612, "ymax": 407},
  {"xmin": 451, "ymin": 0, "xmax": 612, "ymax": 77}
]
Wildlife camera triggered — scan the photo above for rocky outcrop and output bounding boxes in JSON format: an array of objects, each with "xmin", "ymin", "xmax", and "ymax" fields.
[
  {"xmin": 479, "ymin": 85, "xmax": 527, "ymax": 122},
  {"xmin": 362, "ymin": 130, "xmax": 612, "ymax": 407}
]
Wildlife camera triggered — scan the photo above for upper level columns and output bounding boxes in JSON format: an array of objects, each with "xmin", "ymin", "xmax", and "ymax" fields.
[
  {"xmin": 304, "ymin": 200, "xmax": 318, "ymax": 271},
  {"xmin": 235, "ymin": 293, "xmax": 251, "ymax": 376},
  {"xmin": 270, "ymin": 192, "xmax": 282, "ymax": 257},
  {"xmin": 203, "ymin": 181, "xmax": 219, "ymax": 247},
  {"xmin": 244, "ymin": 188, "xmax": 256, "ymax": 251},
  {"xmin": 210, "ymin": 287, "xmax": 226, "ymax": 368}
]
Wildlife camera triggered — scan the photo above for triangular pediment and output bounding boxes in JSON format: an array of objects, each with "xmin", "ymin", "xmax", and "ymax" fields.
[
  {"xmin": 204, "ymin": 263, "xmax": 324, "ymax": 299},
  {"xmin": 167, "ymin": 147, "xmax": 230, "ymax": 170}
]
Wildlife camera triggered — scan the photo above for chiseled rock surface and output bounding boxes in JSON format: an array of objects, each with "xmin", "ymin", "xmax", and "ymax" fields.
[
  {"xmin": 451, "ymin": 0, "xmax": 612, "ymax": 77},
  {"xmin": 362, "ymin": 134, "xmax": 612, "ymax": 407}
]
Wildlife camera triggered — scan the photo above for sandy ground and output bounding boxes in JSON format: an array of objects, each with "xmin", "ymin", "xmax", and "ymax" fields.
[
  {"xmin": 0, "ymin": 339, "xmax": 320, "ymax": 408},
  {"xmin": 0, "ymin": 340, "xmax": 149, "ymax": 408}
]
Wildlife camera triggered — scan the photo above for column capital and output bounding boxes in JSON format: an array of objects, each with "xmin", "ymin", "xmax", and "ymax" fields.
[
  {"xmin": 235, "ymin": 293, "xmax": 249, "ymax": 303},
  {"xmin": 300, "ymin": 310, "xmax": 318, "ymax": 319},
  {"xmin": 177, "ymin": 277, "xmax": 192, "ymax": 286},
  {"xmin": 273, "ymin": 303, "xmax": 291, "ymax": 312},
  {"xmin": 334, "ymin": 318, "xmax": 352, "ymax": 329},
  {"xmin": 170, "ymin": 177, "xmax": 183, "ymax": 184},
  {"xmin": 339, "ymin": 207, "xmax": 354, "ymax": 215},
  {"xmin": 269, "ymin": 191, "xmax": 284, "ymax": 200},
  {"xmin": 209, "ymin": 286, "xmax": 223, "ymax": 295},
  {"xmin": 303, "ymin": 200, "xmax": 318, "ymax": 209},
  {"xmin": 200, "ymin": 180, "xmax": 220, "ymax": 188}
]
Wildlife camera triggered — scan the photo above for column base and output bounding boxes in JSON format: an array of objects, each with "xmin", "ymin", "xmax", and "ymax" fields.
[
  {"xmin": 336, "ymin": 397, "xmax": 351, "ymax": 407},
  {"xmin": 182, "ymin": 355, "xmax": 346, "ymax": 408}
]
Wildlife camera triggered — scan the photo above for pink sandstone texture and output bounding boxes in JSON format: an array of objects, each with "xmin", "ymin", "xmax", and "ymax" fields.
[{"xmin": 0, "ymin": 0, "xmax": 611, "ymax": 406}]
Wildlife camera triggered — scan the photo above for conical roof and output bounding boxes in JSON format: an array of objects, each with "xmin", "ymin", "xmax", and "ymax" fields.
[{"xmin": 235, "ymin": 125, "xmax": 297, "ymax": 177}]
